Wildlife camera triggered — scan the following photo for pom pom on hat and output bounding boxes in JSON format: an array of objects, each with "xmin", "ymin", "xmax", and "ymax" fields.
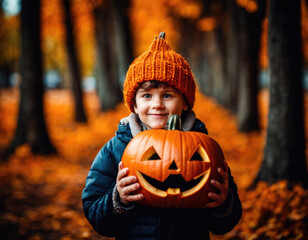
[{"xmin": 123, "ymin": 32, "xmax": 196, "ymax": 113}]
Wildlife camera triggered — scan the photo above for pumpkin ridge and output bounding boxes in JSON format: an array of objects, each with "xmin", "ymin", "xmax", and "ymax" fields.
[
  {"xmin": 151, "ymin": 129, "xmax": 166, "ymax": 182},
  {"xmin": 189, "ymin": 132, "xmax": 200, "ymax": 181},
  {"xmin": 147, "ymin": 129, "xmax": 162, "ymax": 178},
  {"xmin": 140, "ymin": 130, "xmax": 155, "ymax": 175},
  {"xmin": 163, "ymin": 130, "xmax": 172, "ymax": 181},
  {"xmin": 182, "ymin": 130, "xmax": 190, "ymax": 181},
  {"xmin": 179, "ymin": 130, "xmax": 183, "ymax": 176},
  {"xmin": 156, "ymin": 130, "xmax": 166, "ymax": 182},
  {"xmin": 169, "ymin": 130, "xmax": 182, "ymax": 175}
]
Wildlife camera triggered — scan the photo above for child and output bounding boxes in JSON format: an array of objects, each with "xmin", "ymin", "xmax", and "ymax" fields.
[{"xmin": 82, "ymin": 33, "xmax": 242, "ymax": 240}]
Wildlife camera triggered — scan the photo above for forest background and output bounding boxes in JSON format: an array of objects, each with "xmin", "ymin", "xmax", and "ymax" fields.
[{"xmin": 0, "ymin": 0, "xmax": 308, "ymax": 239}]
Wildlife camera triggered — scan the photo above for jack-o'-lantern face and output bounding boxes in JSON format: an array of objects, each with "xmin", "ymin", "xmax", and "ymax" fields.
[
  {"xmin": 121, "ymin": 115, "xmax": 224, "ymax": 208},
  {"xmin": 136, "ymin": 140, "xmax": 211, "ymax": 198}
]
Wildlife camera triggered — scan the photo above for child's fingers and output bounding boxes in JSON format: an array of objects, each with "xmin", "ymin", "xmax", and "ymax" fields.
[
  {"xmin": 205, "ymin": 201, "xmax": 219, "ymax": 208},
  {"xmin": 204, "ymin": 165, "xmax": 230, "ymax": 208},
  {"xmin": 125, "ymin": 193, "xmax": 144, "ymax": 202},
  {"xmin": 117, "ymin": 167, "xmax": 129, "ymax": 183},
  {"xmin": 121, "ymin": 182, "xmax": 140, "ymax": 195},
  {"xmin": 116, "ymin": 162, "xmax": 144, "ymax": 204},
  {"xmin": 210, "ymin": 179, "xmax": 223, "ymax": 191},
  {"xmin": 208, "ymin": 192, "xmax": 220, "ymax": 201},
  {"xmin": 212, "ymin": 167, "xmax": 229, "ymax": 193},
  {"xmin": 205, "ymin": 192, "xmax": 222, "ymax": 208},
  {"xmin": 118, "ymin": 161, "xmax": 124, "ymax": 171},
  {"xmin": 217, "ymin": 167, "xmax": 229, "ymax": 197},
  {"xmin": 118, "ymin": 180, "xmax": 143, "ymax": 204},
  {"xmin": 118, "ymin": 175, "xmax": 137, "ymax": 188},
  {"xmin": 218, "ymin": 167, "xmax": 229, "ymax": 184}
]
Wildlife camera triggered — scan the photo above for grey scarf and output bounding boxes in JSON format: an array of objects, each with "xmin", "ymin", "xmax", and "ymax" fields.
[{"xmin": 120, "ymin": 111, "xmax": 197, "ymax": 137}]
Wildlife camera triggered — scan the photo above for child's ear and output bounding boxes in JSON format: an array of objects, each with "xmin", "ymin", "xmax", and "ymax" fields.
[
  {"xmin": 134, "ymin": 104, "xmax": 138, "ymax": 114},
  {"xmin": 183, "ymin": 101, "xmax": 189, "ymax": 111}
]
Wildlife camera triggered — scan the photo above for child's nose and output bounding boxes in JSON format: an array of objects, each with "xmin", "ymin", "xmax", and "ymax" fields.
[{"xmin": 152, "ymin": 96, "xmax": 164, "ymax": 108}]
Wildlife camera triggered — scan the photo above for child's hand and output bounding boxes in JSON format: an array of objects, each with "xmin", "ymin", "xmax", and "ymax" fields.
[
  {"xmin": 116, "ymin": 162, "xmax": 144, "ymax": 205},
  {"xmin": 205, "ymin": 160, "xmax": 229, "ymax": 208}
]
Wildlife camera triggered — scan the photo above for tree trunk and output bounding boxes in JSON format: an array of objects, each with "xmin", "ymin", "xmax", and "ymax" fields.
[
  {"xmin": 0, "ymin": 64, "xmax": 11, "ymax": 88},
  {"xmin": 225, "ymin": 0, "xmax": 240, "ymax": 112},
  {"xmin": 62, "ymin": 0, "xmax": 87, "ymax": 122},
  {"xmin": 198, "ymin": 32, "xmax": 214, "ymax": 96},
  {"xmin": 94, "ymin": 0, "xmax": 122, "ymax": 111},
  {"xmin": 7, "ymin": 0, "xmax": 56, "ymax": 156},
  {"xmin": 255, "ymin": 0, "xmax": 307, "ymax": 186},
  {"xmin": 111, "ymin": 0, "xmax": 134, "ymax": 87},
  {"xmin": 194, "ymin": 0, "xmax": 228, "ymax": 104},
  {"xmin": 236, "ymin": 1, "xmax": 266, "ymax": 132},
  {"xmin": 211, "ymin": 25, "xmax": 228, "ymax": 105},
  {"xmin": 178, "ymin": 18, "xmax": 195, "ymax": 60},
  {"xmin": 236, "ymin": 9, "xmax": 259, "ymax": 132},
  {"xmin": 191, "ymin": 31, "xmax": 214, "ymax": 97}
]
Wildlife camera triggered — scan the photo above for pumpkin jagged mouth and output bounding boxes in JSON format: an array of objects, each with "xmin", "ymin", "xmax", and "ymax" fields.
[
  {"xmin": 137, "ymin": 169, "xmax": 210, "ymax": 198},
  {"xmin": 142, "ymin": 173, "xmax": 203, "ymax": 191}
]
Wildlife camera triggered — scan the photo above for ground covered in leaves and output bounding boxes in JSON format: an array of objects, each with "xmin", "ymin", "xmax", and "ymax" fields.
[{"xmin": 0, "ymin": 89, "xmax": 307, "ymax": 240}]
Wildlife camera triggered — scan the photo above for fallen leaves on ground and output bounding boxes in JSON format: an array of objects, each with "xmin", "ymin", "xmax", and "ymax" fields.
[{"xmin": 0, "ymin": 89, "xmax": 307, "ymax": 240}]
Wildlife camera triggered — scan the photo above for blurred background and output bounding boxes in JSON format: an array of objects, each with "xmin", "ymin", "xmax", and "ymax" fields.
[
  {"xmin": 0, "ymin": 0, "xmax": 307, "ymax": 93},
  {"xmin": 0, "ymin": 0, "xmax": 307, "ymax": 239}
]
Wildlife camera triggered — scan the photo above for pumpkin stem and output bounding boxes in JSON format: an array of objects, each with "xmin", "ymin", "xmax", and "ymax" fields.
[
  {"xmin": 166, "ymin": 114, "xmax": 182, "ymax": 130},
  {"xmin": 159, "ymin": 32, "xmax": 165, "ymax": 39}
]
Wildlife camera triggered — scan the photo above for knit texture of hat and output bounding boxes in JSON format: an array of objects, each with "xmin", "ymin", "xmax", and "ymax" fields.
[{"xmin": 123, "ymin": 34, "xmax": 196, "ymax": 113}]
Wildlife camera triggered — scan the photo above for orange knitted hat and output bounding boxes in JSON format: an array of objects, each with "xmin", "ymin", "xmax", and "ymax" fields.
[{"xmin": 123, "ymin": 32, "xmax": 196, "ymax": 112}]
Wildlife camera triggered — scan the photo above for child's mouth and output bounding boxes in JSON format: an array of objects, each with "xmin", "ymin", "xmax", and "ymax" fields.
[{"xmin": 149, "ymin": 114, "xmax": 168, "ymax": 118}]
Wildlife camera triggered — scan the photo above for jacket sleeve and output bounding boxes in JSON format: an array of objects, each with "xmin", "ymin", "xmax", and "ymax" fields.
[
  {"xmin": 207, "ymin": 172, "xmax": 242, "ymax": 235},
  {"xmin": 82, "ymin": 139, "xmax": 125, "ymax": 237}
]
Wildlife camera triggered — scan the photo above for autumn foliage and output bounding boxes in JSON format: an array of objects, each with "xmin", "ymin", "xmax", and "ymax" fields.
[{"xmin": 0, "ymin": 89, "xmax": 307, "ymax": 240}]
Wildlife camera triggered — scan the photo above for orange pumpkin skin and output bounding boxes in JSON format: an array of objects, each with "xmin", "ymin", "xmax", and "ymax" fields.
[{"xmin": 121, "ymin": 128, "xmax": 225, "ymax": 209}]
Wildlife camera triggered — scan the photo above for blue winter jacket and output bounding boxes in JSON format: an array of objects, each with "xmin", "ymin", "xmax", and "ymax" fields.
[{"xmin": 82, "ymin": 116, "xmax": 242, "ymax": 240}]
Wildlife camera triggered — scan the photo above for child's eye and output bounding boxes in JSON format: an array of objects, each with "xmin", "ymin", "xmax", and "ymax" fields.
[
  {"xmin": 143, "ymin": 94, "xmax": 151, "ymax": 99},
  {"xmin": 163, "ymin": 94, "xmax": 172, "ymax": 98}
]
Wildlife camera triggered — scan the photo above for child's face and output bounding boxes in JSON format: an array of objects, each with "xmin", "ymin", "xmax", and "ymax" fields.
[{"xmin": 134, "ymin": 85, "xmax": 188, "ymax": 129}]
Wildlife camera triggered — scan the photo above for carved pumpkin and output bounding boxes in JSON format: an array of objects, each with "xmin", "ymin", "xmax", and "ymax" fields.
[{"xmin": 121, "ymin": 114, "xmax": 224, "ymax": 208}]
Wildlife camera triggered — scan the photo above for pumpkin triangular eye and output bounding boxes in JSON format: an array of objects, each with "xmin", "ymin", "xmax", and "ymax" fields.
[
  {"xmin": 190, "ymin": 151, "xmax": 204, "ymax": 161},
  {"xmin": 141, "ymin": 147, "xmax": 161, "ymax": 161},
  {"xmin": 190, "ymin": 146, "xmax": 210, "ymax": 162},
  {"xmin": 148, "ymin": 152, "xmax": 161, "ymax": 160}
]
